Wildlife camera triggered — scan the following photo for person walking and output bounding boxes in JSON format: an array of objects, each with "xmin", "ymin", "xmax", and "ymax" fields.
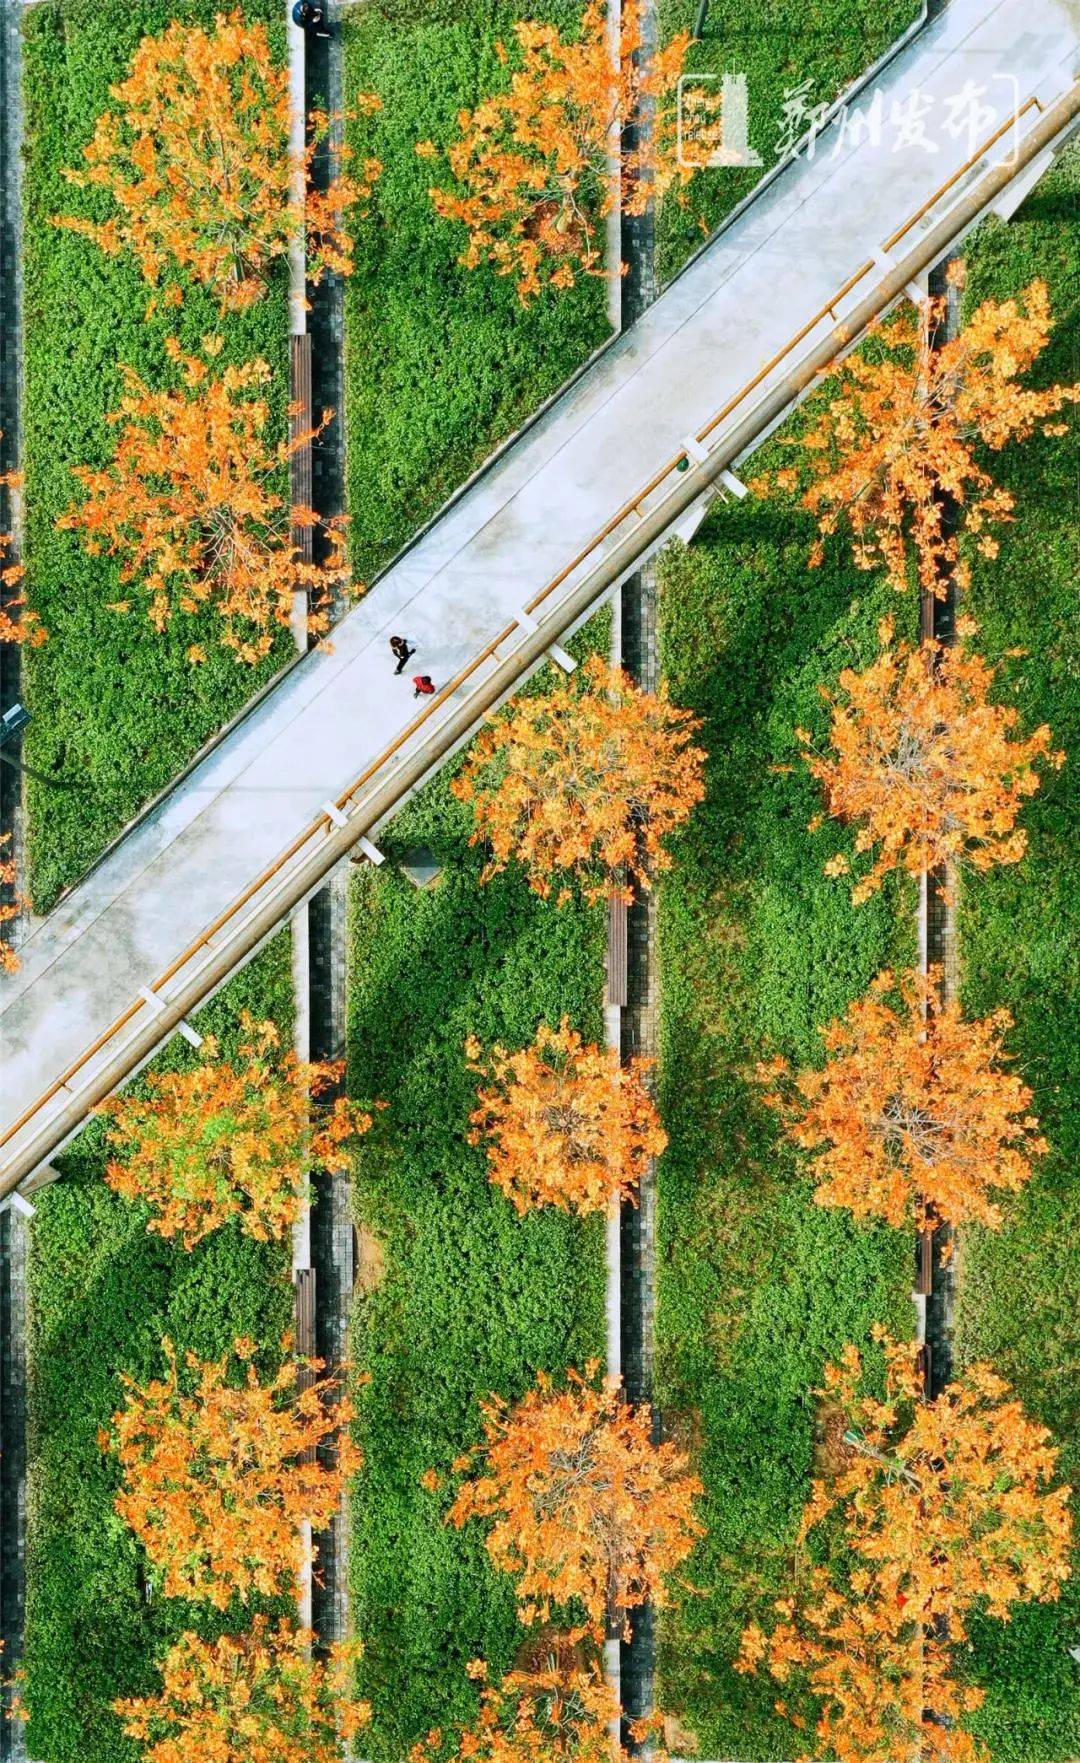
[
  {"xmin": 413, "ymin": 674, "xmax": 436, "ymax": 698},
  {"xmin": 389, "ymin": 635, "xmax": 414, "ymax": 675},
  {"xmin": 292, "ymin": 1, "xmax": 330, "ymax": 36}
]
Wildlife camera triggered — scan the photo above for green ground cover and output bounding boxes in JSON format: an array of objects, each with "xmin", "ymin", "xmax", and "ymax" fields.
[
  {"xmin": 952, "ymin": 149, "xmax": 1080, "ymax": 1761},
  {"xmin": 345, "ymin": 626, "xmax": 609, "ymax": 1759},
  {"xmin": 23, "ymin": 937, "xmax": 295, "ymax": 1763},
  {"xmin": 656, "ymin": 0, "xmax": 921, "ymax": 278},
  {"xmin": 653, "ymin": 479, "xmax": 918, "ymax": 1753},
  {"xmin": 20, "ymin": 0, "xmax": 290, "ymax": 911}
]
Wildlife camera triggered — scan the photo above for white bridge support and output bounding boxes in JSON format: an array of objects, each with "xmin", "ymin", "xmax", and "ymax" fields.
[{"xmin": 1, "ymin": 0, "xmax": 1079, "ymax": 1192}]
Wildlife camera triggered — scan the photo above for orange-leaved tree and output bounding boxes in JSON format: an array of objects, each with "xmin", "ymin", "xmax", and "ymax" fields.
[
  {"xmin": 419, "ymin": 0, "xmax": 722, "ymax": 301},
  {"xmin": 1, "ymin": 446, "xmax": 45, "ymax": 650},
  {"xmin": 114, "ymin": 1615, "xmax": 369, "ymax": 1763},
  {"xmin": 53, "ymin": 11, "xmax": 381, "ymax": 312},
  {"xmin": 758, "ymin": 966, "xmax": 1046, "ymax": 1230},
  {"xmin": 451, "ymin": 654, "xmax": 706, "ymax": 905},
  {"xmin": 754, "ymin": 281, "xmax": 1079, "ymax": 595},
  {"xmin": 58, "ymin": 342, "xmax": 349, "ymax": 664},
  {"xmin": 102, "ymin": 1335, "xmax": 361, "ymax": 1609},
  {"xmin": 445, "ymin": 1363, "xmax": 702, "ymax": 1636},
  {"xmin": 801, "ymin": 618, "xmax": 1063, "ymax": 902},
  {"xmin": 466, "ymin": 1018, "xmax": 666, "ymax": 1215},
  {"xmin": 0, "ymin": 833, "xmax": 26, "ymax": 975},
  {"xmin": 737, "ymin": 1331, "xmax": 1073, "ymax": 1763},
  {"xmin": 408, "ymin": 1648, "xmax": 659, "ymax": 1763},
  {"xmin": 102, "ymin": 1013, "xmax": 374, "ymax": 1248}
]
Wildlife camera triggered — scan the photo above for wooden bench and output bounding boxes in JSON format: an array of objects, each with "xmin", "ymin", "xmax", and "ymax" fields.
[{"xmin": 605, "ymin": 892, "xmax": 627, "ymax": 1008}]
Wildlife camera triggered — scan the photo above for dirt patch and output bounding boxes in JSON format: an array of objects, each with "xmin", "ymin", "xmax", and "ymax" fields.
[
  {"xmin": 663, "ymin": 1714, "xmax": 701, "ymax": 1756},
  {"xmin": 352, "ymin": 1224, "xmax": 387, "ymax": 1296}
]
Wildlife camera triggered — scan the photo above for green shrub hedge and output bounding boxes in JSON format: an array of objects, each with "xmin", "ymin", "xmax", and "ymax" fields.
[
  {"xmin": 20, "ymin": 0, "xmax": 290, "ymax": 911},
  {"xmin": 346, "ymin": 626, "xmax": 609, "ymax": 1759},
  {"xmin": 23, "ymin": 937, "xmax": 295, "ymax": 1763},
  {"xmin": 653, "ymin": 475, "xmax": 917, "ymax": 1753},
  {"xmin": 953, "ymin": 148, "xmax": 1080, "ymax": 1762}
]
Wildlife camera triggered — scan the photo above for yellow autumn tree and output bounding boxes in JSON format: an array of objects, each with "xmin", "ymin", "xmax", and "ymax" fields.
[
  {"xmin": 756, "ymin": 281, "xmax": 1080, "ymax": 594},
  {"xmin": 466, "ymin": 1018, "xmax": 666, "ymax": 1215},
  {"xmin": 737, "ymin": 1333, "xmax": 1072, "ymax": 1763},
  {"xmin": 58, "ymin": 341, "xmax": 348, "ymax": 664},
  {"xmin": 420, "ymin": 0, "xmax": 722, "ymax": 300},
  {"xmin": 114, "ymin": 1616, "xmax": 369, "ymax": 1763},
  {"xmin": 103, "ymin": 1336, "xmax": 361, "ymax": 1609},
  {"xmin": 801, "ymin": 618, "xmax": 1063, "ymax": 902},
  {"xmin": 2, "ymin": 447, "xmax": 45, "ymax": 651},
  {"xmin": 758, "ymin": 967, "xmax": 1047, "ymax": 1230},
  {"xmin": 446, "ymin": 1363, "xmax": 702, "ymax": 1636},
  {"xmin": 101, "ymin": 1013, "xmax": 374, "ymax": 1248},
  {"xmin": 408, "ymin": 1649, "xmax": 660, "ymax": 1763},
  {"xmin": 53, "ymin": 11, "xmax": 381, "ymax": 312},
  {"xmin": 452, "ymin": 654, "xmax": 706, "ymax": 905},
  {"xmin": 0, "ymin": 834, "xmax": 25, "ymax": 975}
]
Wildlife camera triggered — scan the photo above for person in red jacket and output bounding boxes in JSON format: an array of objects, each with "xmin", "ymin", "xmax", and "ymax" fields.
[{"xmin": 413, "ymin": 675, "xmax": 436, "ymax": 698}]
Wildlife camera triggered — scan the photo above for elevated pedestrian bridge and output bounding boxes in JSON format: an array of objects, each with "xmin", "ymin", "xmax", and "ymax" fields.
[{"xmin": 2, "ymin": 0, "xmax": 1078, "ymax": 1192}]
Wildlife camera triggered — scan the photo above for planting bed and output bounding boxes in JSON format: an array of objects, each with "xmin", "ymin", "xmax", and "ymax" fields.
[
  {"xmin": 953, "ymin": 149, "xmax": 1080, "ymax": 1763},
  {"xmin": 23, "ymin": 938, "xmax": 295, "ymax": 1763},
  {"xmin": 652, "ymin": 469, "xmax": 918, "ymax": 1754},
  {"xmin": 345, "ymin": 630, "xmax": 609, "ymax": 1758},
  {"xmin": 20, "ymin": 0, "xmax": 290, "ymax": 910}
]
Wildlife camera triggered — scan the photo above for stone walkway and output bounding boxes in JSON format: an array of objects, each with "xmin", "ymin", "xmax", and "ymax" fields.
[{"xmin": 2, "ymin": 0, "xmax": 1079, "ymax": 1188}]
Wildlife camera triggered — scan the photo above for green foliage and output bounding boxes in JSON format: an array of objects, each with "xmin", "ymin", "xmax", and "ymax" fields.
[
  {"xmin": 653, "ymin": 484, "xmax": 917, "ymax": 1752},
  {"xmin": 346, "ymin": 625, "xmax": 609, "ymax": 1759},
  {"xmin": 23, "ymin": 936, "xmax": 295, "ymax": 1763},
  {"xmin": 341, "ymin": 0, "xmax": 610, "ymax": 581},
  {"xmin": 655, "ymin": 0, "xmax": 921, "ymax": 278},
  {"xmin": 952, "ymin": 147, "xmax": 1080, "ymax": 1761},
  {"xmin": 20, "ymin": 0, "xmax": 291, "ymax": 910}
]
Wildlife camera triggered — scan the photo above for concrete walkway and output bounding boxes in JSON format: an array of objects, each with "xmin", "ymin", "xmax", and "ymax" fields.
[{"xmin": 2, "ymin": 0, "xmax": 1078, "ymax": 1182}]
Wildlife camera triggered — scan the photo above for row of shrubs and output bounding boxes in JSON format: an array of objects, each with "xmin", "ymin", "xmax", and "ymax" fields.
[
  {"xmin": 23, "ymin": 939, "xmax": 296, "ymax": 1763},
  {"xmin": 20, "ymin": 0, "xmax": 291, "ymax": 910}
]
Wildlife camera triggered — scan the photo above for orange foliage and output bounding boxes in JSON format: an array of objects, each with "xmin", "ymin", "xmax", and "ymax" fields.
[
  {"xmin": 58, "ymin": 342, "xmax": 349, "ymax": 663},
  {"xmin": 103, "ymin": 1335, "xmax": 360, "ymax": 1609},
  {"xmin": 53, "ymin": 11, "xmax": 381, "ymax": 312},
  {"xmin": 422, "ymin": 0, "xmax": 721, "ymax": 300},
  {"xmin": 466, "ymin": 1018, "xmax": 666, "ymax": 1215},
  {"xmin": 114, "ymin": 1615, "xmax": 369, "ymax": 1763},
  {"xmin": 758, "ymin": 967, "xmax": 1046, "ymax": 1230},
  {"xmin": 452, "ymin": 654, "xmax": 705, "ymax": 905},
  {"xmin": 102, "ymin": 1013, "xmax": 374, "ymax": 1248},
  {"xmin": 737, "ymin": 1332, "xmax": 1073, "ymax": 1763},
  {"xmin": 0, "ymin": 833, "xmax": 25, "ymax": 975},
  {"xmin": 801, "ymin": 619, "xmax": 1063, "ymax": 902},
  {"xmin": 408, "ymin": 1648, "xmax": 659, "ymax": 1763},
  {"xmin": 756, "ymin": 283, "xmax": 1079, "ymax": 595},
  {"xmin": 1, "ymin": 447, "xmax": 45, "ymax": 650},
  {"xmin": 446, "ymin": 1364, "xmax": 702, "ymax": 1636}
]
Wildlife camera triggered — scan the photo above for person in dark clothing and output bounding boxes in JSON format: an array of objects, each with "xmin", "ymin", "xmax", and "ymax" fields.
[
  {"xmin": 292, "ymin": 2, "xmax": 329, "ymax": 35},
  {"xmin": 413, "ymin": 675, "xmax": 436, "ymax": 698},
  {"xmin": 389, "ymin": 635, "xmax": 415, "ymax": 675}
]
